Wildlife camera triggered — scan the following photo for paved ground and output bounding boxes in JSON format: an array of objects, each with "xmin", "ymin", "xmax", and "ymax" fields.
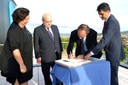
[
  {"xmin": 0, "ymin": 50, "xmax": 128, "ymax": 85},
  {"xmin": 1, "ymin": 66, "xmax": 128, "ymax": 85}
]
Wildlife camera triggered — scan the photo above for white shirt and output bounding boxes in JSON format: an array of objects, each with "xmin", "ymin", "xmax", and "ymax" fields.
[{"xmin": 45, "ymin": 27, "xmax": 54, "ymax": 36}]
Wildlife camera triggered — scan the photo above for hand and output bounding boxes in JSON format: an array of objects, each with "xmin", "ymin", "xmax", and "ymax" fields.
[
  {"xmin": 77, "ymin": 55, "xmax": 84, "ymax": 59},
  {"xmin": 84, "ymin": 52, "xmax": 92, "ymax": 60},
  {"xmin": 20, "ymin": 64, "xmax": 27, "ymax": 73},
  {"xmin": 68, "ymin": 54, "xmax": 75, "ymax": 59},
  {"xmin": 37, "ymin": 57, "xmax": 42, "ymax": 64}
]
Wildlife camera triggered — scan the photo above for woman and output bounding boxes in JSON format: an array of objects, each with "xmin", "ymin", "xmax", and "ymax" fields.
[{"xmin": 0, "ymin": 7, "xmax": 33, "ymax": 85}]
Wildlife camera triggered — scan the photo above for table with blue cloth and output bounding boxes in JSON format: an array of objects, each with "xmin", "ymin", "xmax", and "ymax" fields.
[{"xmin": 51, "ymin": 60, "xmax": 110, "ymax": 85}]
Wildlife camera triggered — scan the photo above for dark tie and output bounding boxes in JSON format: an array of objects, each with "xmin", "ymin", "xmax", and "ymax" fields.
[
  {"xmin": 47, "ymin": 28, "xmax": 54, "ymax": 40},
  {"xmin": 81, "ymin": 39, "xmax": 87, "ymax": 54},
  {"xmin": 103, "ymin": 21, "xmax": 107, "ymax": 29}
]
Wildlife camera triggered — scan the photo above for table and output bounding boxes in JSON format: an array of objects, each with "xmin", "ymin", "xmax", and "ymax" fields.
[{"xmin": 51, "ymin": 60, "xmax": 110, "ymax": 85}]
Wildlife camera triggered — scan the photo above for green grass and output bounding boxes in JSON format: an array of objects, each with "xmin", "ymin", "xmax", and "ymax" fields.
[{"xmin": 61, "ymin": 37, "xmax": 69, "ymax": 49}]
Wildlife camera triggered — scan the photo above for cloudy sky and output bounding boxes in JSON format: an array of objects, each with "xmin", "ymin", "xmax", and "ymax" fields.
[{"xmin": 14, "ymin": 0, "xmax": 128, "ymax": 33}]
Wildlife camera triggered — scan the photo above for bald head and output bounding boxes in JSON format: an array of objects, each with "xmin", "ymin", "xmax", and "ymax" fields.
[
  {"xmin": 42, "ymin": 13, "xmax": 52, "ymax": 21},
  {"xmin": 42, "ymin": 13, "xmax": 52, "ymax": 28}
]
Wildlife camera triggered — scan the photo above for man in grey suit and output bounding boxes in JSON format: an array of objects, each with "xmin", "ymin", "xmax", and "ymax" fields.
[
  {"xmin": 83, "ymin": 3, "xmax": 125, "ymax": 85},
  {"xmin": 33, "ymin": 13, "xmax": 63, "ymax": 85}
]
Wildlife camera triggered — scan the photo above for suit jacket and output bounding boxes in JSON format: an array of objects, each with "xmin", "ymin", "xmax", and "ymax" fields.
[
  {"xmin": 67, "ymin": 28, "xmax": 102, "ymax": 58},
  {"xmin": 92, "ymin": 14, "xmax": 126, "ymax": 62},
  {"xmin": 34, "ymin": 24, "xmax": 63, "ymax": 63}
]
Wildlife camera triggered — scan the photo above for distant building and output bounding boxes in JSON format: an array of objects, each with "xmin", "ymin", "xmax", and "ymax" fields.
[{"xmin": 0, "ymin": 0, "xmax": 16, "ymax": 53}]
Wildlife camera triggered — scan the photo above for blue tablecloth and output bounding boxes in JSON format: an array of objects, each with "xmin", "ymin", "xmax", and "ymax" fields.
[{"xmin": 51, "ymin": 60, "xmax": 110, "ymax": 85}]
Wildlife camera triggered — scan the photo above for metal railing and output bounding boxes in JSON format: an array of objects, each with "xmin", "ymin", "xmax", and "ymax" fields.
[{"xmin": 120, "ymin": 62, "xmax": 128, "ymax": 69}]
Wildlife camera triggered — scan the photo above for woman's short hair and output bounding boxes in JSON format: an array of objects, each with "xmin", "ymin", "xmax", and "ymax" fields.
[
  {"xmin": 12, "ymin": 7, "xmax": 29, "ymax": 24},
  {"xmin": 77, "ymin": 24, "xmax": 90, "ymax": 34}
]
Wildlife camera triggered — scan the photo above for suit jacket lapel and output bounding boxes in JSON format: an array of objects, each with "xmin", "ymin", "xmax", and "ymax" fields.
[
  {"xmin": 51, "ymin": 26, "xmax": 57, "ymax": 41},
  {"xmin": 102, "ymin": 15, "xmax": 112, "ymax": 34},
  {"xmin": 41, "ymin": 24, "xmax": 54, "ymax": 41}
]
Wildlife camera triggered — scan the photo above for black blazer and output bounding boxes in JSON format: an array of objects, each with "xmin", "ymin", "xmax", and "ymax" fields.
[
  {"xmin": 34, "ymin": 24, "xmax": 63, "ymax": 63},
  {"xmin": 67, "ymin": 28, "xmax": 102, "ymax": 58},
  {"xmin": 0, "ymin": 22, "xmax": 33, "ymax": 76},
  {"xmin": 92, "ymin": 14, "xmax": 126, "ymax": 61}
]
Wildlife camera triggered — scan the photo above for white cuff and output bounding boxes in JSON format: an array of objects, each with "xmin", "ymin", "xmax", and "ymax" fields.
[{"xmin": 90, "ymin": 51, "xmax": 94, "ymax": 55}]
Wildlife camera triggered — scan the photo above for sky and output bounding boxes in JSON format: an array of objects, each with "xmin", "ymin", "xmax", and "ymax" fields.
[{"xmin": 14, "ymin": 0, "xmax": 128, "ymax": 34}]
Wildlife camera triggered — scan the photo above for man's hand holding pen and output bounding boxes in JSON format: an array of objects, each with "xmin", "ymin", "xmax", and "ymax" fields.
[{"xmin": 68, "ymin": 52, "xmax": 75, "ymax": 59}]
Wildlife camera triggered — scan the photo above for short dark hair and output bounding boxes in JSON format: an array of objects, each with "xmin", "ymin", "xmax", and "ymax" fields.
[
  {"xmin": 12, "ymin": 7, "xmax": 29, "ymax": 24},
  {"xmin": 77, "ymin": 24, "xmax": 90, "ymax": 34},
  {"xmin": 97, "ymin": 2, "xmax": 110, "ymax": 12}
]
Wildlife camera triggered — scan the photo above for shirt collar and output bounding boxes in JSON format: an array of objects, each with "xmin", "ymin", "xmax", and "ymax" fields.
[
  {"xmin": 83, "ymin": 36, "xmax": 86, "ymax": 41},
  {"xmin": 45, "ymin": 27, "xmax": 51, "ymax": 31}
]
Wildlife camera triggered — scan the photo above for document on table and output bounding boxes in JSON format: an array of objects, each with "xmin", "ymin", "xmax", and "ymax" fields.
[{"xmin": 55, "ymin": 58, "xmax": 95, "ymax": 68}]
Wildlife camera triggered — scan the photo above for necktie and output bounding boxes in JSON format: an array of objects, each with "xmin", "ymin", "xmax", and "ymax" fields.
[
  {"xmin": 81, "ymin": 39, "xmax": 87, "ymax": 54},
  {"xmin": 103, "ymin": 21, "xmax": 107, "ymax": 29},
  {"xmin": 47, "ymin": 28, "xmax": 54, "ymax": 40}
]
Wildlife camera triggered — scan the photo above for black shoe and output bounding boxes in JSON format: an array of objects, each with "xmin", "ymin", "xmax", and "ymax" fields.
[{"xmin": 56, "ymin": 82, "xmax": 63, "ymax": 85}]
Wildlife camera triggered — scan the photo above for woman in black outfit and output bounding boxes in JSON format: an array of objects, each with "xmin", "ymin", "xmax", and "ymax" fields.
[{"xmin": 0, "ymin": 7, "xmax": 33, "ymax": 85}]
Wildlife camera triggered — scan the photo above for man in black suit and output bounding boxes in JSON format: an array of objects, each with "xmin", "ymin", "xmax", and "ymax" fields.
[
  {"xmin": 33, "ymin": 13, "xmax": 63, "ymax": 85},
  {"xmin": 84, "ymin": 3, "xmax": 126, "ymax": 85},
  {"xmin": 67, "ymin": 24, "xmax": 102, "ymax": 59}
]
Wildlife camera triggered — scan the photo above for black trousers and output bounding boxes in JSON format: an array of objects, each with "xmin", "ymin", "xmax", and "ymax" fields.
[
  {"xmin": 106, "ymin": 56, "xmax": 119, "ymax": 85},
  {"xmin": 110, "ymin": 61, "xmax": 119, "ymax": 85},
  {"xmin": 41, "ymin": 61, "xmax": 54, "ymax": 85},
  {"xmin": 41, "ymin": 52, "xmax": 63, "ymax": 85}
]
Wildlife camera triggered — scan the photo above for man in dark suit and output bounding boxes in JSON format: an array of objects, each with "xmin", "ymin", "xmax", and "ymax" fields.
[
  {"xmin": 67, "ymin": 24, "xmax": 102, "ymax": 59},
  {"xmin": 33, "ymin": 13, "xmax": 63, "ymax": 85},
  {"xmin": 84, "ymin": 3, "xmax": 126, "ymax": 85}
]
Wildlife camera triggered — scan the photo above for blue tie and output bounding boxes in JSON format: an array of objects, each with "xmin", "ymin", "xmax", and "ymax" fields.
[
  {"xmin": 81, "ymin": 39, "xmax": 87, "ymax": 54},
  {"xmin": 47, "ymin": 28, "xmax": 54, "ymax": 40}
]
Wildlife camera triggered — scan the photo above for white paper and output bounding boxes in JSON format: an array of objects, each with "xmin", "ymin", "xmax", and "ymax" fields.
[{"xmin": 55, "ymin": 59, "xmax": 92, "ymax": 68}]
